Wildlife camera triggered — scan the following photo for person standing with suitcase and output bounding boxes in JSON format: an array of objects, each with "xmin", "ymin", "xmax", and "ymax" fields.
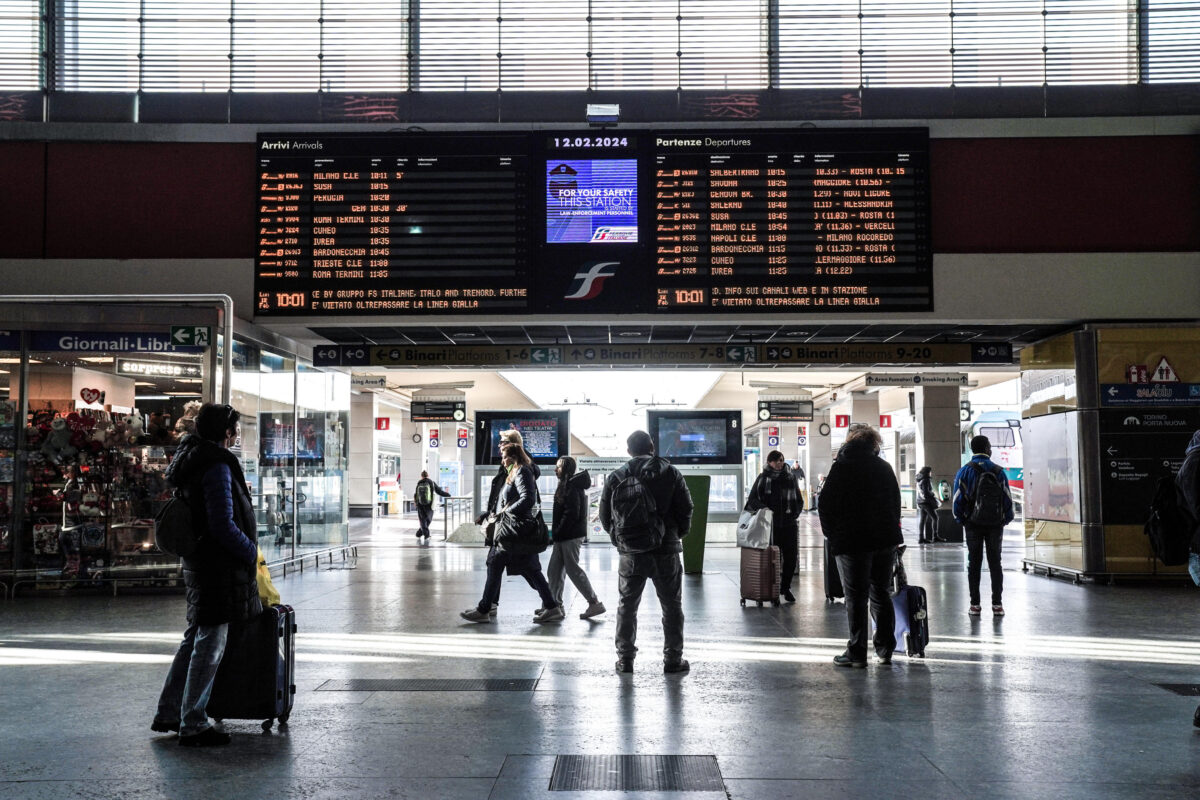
[
  {"xmin": 153, "ymin": 403, "xmax": 261, "ymax": 747},
  {"xmin": 953, "ymin": 435, "xmax": 1015, "ymax": 617},
  {"xmin": 745, "ymin": 450, "xmax": 803, "ymax": 602},
  {"xmin": 818, "ymin": 424, "xmax": 901, "ymax": 668},
  {"xmin": 414, "ymin": 470, "xmax": 451, "ymax": 542}
]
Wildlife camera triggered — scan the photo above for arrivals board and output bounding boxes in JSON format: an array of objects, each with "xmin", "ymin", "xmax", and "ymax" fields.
[{"xmin": 254, "ymin": 129, "xmax": 930, "ymax": 317}]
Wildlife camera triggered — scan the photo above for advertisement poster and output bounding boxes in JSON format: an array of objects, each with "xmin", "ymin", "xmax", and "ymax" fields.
[
  {"xmin": 546, "ymin": 159, "xmax": 638, "ymax": 243},
  {"xmin": 1024, "ymin": 412, "xmax": 1081, "ymax": 523}
]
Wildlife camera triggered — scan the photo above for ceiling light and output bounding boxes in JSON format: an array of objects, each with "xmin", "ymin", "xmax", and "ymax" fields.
[{"xmin": 617, "ymin": 331, "xmax": 643, "ymax": 337}]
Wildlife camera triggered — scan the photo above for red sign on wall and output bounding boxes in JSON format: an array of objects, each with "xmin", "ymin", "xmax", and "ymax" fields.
[
  {"xmin": 835, "ymin": 415, "xmax": 850, "ymax": 428},
  {"xmin": 768, "ymin": 426, "xmax": 778, "ymax": 437},
  {"xmin": 879, "ymin": 415, "xmax": 892, "ymax": 428},
  {"xmin": 429, "ymin": 428, "xmax": 439, "ymax": 448},
  {"xmin": 375, "ymin": 417, "xmax": 390, "ymax": 430}
]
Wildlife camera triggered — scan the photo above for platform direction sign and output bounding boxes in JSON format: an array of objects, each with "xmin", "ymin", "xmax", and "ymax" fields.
[{"xmin": 311, "ymin": 340, "xmax": 1013, "ymax": 368}]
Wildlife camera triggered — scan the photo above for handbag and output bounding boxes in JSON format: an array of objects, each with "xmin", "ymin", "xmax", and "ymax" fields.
[
  {"xmin": 736, "ymin": 506, "xmax": 774, "ymax": 549},
  {"xmin": 494, "ymin": 507, "xmax": 550, "ymax": 554}
]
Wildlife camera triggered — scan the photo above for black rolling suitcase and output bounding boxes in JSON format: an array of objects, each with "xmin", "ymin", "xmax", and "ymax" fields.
[
  {"xmin": 935, "ymin": 507, "xmax": 963, "ymax": 543},
  {"xmin": 823, "ymin": 539, "xmax": 843, "ymax": 601},
  {"xmin": 208, "ymin": 603, "xmax": 296, "ymax": 731}
]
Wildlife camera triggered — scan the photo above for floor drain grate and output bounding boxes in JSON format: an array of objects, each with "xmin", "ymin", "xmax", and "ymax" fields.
[
  {"xmin": 1155, "ymin": 683, "xmax": 1200, "ymax": 696},
  {"xmin": 549, "ymin": 755, "xmax": 723, "ymax": 791},
  {"xmin": 316, "ymin": 678, "xmax": 538, "ymax": 692}
]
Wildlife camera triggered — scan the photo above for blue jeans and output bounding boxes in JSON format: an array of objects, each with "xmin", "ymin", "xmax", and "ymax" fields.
[{"xmin": 156, "ymin": 622, "xmax": 229, "ymax": 736}]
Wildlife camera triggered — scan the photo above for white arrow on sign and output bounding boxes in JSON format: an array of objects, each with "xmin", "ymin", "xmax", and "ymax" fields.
[
  {"xmin": 532, "ymin": 350, "xmax": 546, "ymax": 362},
  {"xmin": 1108, "ymin": 386, "xmax": 1119, "ymax": 396},
  {"xmin": 1106, "ymin": 446, "xmax": 1119, "ymax": 456}
]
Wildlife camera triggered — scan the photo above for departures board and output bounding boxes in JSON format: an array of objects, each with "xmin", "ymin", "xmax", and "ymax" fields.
[{"xmin": 255, "ymin": 128, "xmax": 930, "ymax": 316}]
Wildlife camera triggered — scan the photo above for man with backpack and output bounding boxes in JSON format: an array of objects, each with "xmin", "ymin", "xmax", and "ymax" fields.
[
  {"xmin": 413, "ymin": 470, "xmax": 451, "ymax": 541},
  {"xmin": 953, "ymin": 435, "xmax": 1015, "ymax": 617},
  {"xmin": 599, "ymin": 430, "xmax": 694, "ymax": 675}
]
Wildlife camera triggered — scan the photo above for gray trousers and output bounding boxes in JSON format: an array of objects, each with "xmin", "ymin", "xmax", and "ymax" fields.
[
  {"xmin": 547, "ymin": 538, "xmax": 598, "ymax": 607},
  {"xmin": 615, "ymin": 551, "xmax": 684, "ymax": 664}
]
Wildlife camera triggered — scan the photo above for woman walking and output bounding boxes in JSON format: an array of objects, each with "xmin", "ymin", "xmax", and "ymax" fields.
[
  {"xmin": 547, "ymin": 456, "xmax": 606, "ymax": 619},
  {"xmin": 461, "ymin": 436, "xmax": 563, "ymax": 623}
]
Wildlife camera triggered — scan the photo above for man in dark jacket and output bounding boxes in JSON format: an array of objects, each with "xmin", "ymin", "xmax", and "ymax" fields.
[
  {"xmin": 916, "ymin": 466, "xmax": 940, "ymax": 544},
  {"xmin": 413, "ymin": 470, "xmax": 451, "ymax": 541},
  {"xmin": 153, "ymin": 403, "xmax": 261, "ymax": 747},
  {"xmin": 746, "ymin": 451, "xmax": 802, "ymax": 602},
  {"xmin": 953, "ymin": 435, "xmax": 1015, "ymax": 617},
  {"xmin": 600, "ymin": 430, "xmax": 694, "ymax": 674},
  {"xmin": 818, "ymin": 424, "xmax": 901, "ymax": 668}
]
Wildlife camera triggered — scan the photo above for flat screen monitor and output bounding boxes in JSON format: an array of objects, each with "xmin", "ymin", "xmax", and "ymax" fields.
[
  {"xmin": 259, "ymin": 413, "xmax": 325, "ymax": 467},
  {"xmin": 475, "ymin": 410, "xmax": 570, "ymax": 466},
  {"xmin": 647, "ymin": 410, "xmax": 742, "ymax": 465}
]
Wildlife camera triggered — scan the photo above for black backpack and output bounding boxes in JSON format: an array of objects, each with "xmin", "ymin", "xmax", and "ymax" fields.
[
  {"xmin": 154, "ymin": 488, "xmax": 199, "ymax": 558},
  {"xmin": 1144, "ymin": 475, "xmax": 1194, "ymax": 566},
  {"xmin": 609, "ymin": 466, "xmax": 665, "ymax": 554},
  {"xmin": 965, "ymin": 462, "xmax": 1007, "ymax": 526}
]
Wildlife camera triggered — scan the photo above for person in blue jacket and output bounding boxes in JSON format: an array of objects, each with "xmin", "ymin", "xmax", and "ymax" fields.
[
  {"xmin": 953, "ymin": 434, "xmax": 1015, "ymax": 618},
  {"xmin": 153, "ymin": 403, "xmax": 261, "ymax": 747}
]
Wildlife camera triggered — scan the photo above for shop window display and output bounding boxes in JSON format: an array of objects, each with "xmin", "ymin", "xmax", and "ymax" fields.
[
  {"xmin": 15, "ymin": 349, "xmax": 208, "ymax": 586},
  {"xmin": 0, "ymin": 354, "xmax": 15, "ymax": 571}
]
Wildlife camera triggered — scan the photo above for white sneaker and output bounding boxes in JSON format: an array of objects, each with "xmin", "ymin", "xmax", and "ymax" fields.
[
  {"xmin": 534, "ymin": 606, "xmax": 565, "ymax": 623},
  {"xmin": 580, "ymin": 601, "xmax": 607, "ymax": 619}
]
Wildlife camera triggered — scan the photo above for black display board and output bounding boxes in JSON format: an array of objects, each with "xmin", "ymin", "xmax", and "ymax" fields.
[
  {"xmin": 255, "ymin": 129, "xmax": 930, "ymax": 316},
  {"xmin": 1098, "ymin": 408, "xmax": 1200, "ymax": 525},
  {"xmin": 647, "ymin": 409, "xmax": 742, "ymax": 466},
  {"xmin": 474, "ymin": 410, "xmax": 570, "ymax": 466},
  {"xmin": 411, "ymin": 401, "xmax": 466, "ymax": 423}
]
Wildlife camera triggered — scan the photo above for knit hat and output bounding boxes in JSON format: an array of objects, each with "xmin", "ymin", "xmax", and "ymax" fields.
[{"xmin": 498, "ymin": 429, "xmax": 524, "ymax": 447}]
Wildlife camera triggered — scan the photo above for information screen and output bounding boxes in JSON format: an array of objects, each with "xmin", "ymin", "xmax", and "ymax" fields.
[
  {"xmin": 474, "ymin": 410, "xmax": 570, "ymax": 466},
  {"xmin": 254, "ymin": 129, "xmax": 929, "ymax": 317},
  {"xmin": 652, "ymin": 130, "xmax": 929, "ymax": 312},
  {"xmin": 647, "ymin": 409, "xmax": 742, "ymax": 466},
  {"xmin": 256, "ymin": 134, "xmax": 530, "ymax": 314},
  {"xmin": 545, "ymin": 159, "xmax": 638, "ymax": 243}
]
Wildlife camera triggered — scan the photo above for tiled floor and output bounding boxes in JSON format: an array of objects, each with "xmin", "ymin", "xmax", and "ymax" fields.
[{"xmin": 2, "ymin": 513, "xmax": 1199, "ymax": 799}]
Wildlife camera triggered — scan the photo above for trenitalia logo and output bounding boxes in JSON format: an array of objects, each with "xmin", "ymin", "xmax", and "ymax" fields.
[{"xmin": 564, "ymin": 262, "xmax": 619, "ymax": 300}]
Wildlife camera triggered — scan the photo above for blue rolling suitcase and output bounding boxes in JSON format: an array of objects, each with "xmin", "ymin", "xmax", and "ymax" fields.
[
  {"xmin": 208, "ymin": 603, "xmax": 296, "ymax": 731},
  {"xmin": 891, "ymin": 585, "xmax": 929, "ymax": 657}
]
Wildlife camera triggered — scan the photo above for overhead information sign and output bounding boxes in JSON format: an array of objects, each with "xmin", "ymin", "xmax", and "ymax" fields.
[
  {"xmin": 864, "ymin": 373, "xmax": 968, "ymax": 387},
  {"xmin": 317, "ymin": 341, "xmax": 1011, "ymax": 368},
  {"xmin": 757, "ymin": 400, "xmax": 814, "ymax": 421},
  {"xmin": 254, "ymin": 128, "xmax": 930, "ymax": 318},
  {"xmin": 411, "ymin": 401, "xmax": 467, "ymax": 422}
]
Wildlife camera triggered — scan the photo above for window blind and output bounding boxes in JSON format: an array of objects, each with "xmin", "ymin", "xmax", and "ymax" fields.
[
  {"xmin": 5, "ymin": 0, "xmax": 1193, "ymax": 94},
  {"xmin": 0, "ymin": 0, "xmax": 40, "ymax": 89}
]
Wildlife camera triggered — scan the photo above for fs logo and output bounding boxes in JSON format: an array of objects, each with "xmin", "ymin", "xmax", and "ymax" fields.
[{"xmin": 564, "ymin": 261, "xmax": 619, "ymax": 300}]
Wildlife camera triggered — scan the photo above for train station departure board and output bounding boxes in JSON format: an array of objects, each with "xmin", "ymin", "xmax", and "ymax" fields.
[{"xmin": 255, "ymin": 129, "xmax": 930, "ymax": 317}]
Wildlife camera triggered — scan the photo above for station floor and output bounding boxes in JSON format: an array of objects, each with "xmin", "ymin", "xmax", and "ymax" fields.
[{"xmin": 2, "ymin": 513, "xmax": 1200, "ymax": 799}]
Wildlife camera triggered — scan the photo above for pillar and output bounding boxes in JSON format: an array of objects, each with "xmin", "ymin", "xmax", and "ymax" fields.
[
  {"xmin": 914, "ymin": 385, "xmax": 962, "ymax": 499},
  {"xmin": 348, "ymin": 390, "xmax": 379, "ymax": 517}
]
